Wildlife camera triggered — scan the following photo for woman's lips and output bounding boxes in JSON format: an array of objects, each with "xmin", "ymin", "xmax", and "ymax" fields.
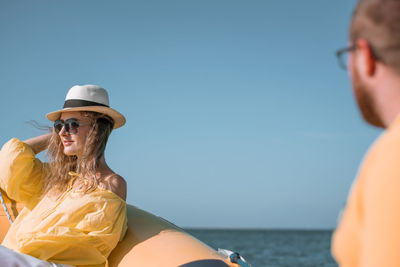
[{"xmin": 63, "ymin": 140, "xmax": 73, "ymax": 146}]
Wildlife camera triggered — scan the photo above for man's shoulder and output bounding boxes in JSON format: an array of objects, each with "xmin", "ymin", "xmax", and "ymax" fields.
[
  {"xmin": 372, "ymin": 125, "xmax": 400, "ymax": 157},
  {"xmin": 362, "ymin": 127, "xmax": 400, "ymax": 190}
]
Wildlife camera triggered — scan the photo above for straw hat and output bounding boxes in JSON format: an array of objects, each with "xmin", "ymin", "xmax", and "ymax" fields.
[{"xmin": 46, "ymin": 85, "xmax": 126, "ymax": 129}]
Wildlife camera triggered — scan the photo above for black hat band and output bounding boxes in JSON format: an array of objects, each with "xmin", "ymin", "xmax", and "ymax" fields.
[{"xmin": 63, "ymin": 99, "xmax": 109, "ymax": 109}]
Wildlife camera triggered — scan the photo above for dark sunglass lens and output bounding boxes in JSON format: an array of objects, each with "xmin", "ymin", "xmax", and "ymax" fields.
[
  {"xmin": 70, "ymin": 121, "xmax": 79, "ymax": 129},
  {"xmin": 65, "ymin": 119, "xmax": 80, "ymax": 134},
  {"xmin": 54, "ymin": 120, "xmax": 64, "ymax": 133}
]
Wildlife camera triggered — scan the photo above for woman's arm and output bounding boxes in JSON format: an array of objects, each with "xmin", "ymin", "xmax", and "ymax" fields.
[
  {"xmin": 0, "ymin": 138, "xmax": 47, "ymax": 207},
  {"xmin": 23, "ymin": 133, "xmax": 52, "ymax": 154}
]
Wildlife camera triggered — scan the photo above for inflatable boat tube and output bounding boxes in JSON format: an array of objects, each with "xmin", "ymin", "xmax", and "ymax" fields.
[{"xmin": 0, "ymin": 190, "xmax": 249, "ymax": 267}]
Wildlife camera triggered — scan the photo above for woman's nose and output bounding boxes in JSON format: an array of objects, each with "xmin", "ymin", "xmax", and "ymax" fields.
[{"xmin": 58, "ymin": 125, "xmax": 68, "ymax": 136}]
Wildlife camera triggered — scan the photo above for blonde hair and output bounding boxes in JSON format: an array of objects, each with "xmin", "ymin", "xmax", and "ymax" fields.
[{"xmin": 43, "ymin": 111, "xmax": 114, "ymax": 195}]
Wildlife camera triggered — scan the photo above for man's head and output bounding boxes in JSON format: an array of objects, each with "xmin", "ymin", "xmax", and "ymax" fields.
[
  {"xmin": 350, "ymin": 0, "xmax": 400, "ymax": 71},
  {"xmin": 347, "ymin": 0, "xmax": 400, "ymax": 128}
]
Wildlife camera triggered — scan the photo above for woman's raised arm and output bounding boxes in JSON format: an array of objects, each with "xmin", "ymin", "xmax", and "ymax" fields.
[{"xmin": 23, "ymin": 133, "xmax": 52, "ymax": 155}]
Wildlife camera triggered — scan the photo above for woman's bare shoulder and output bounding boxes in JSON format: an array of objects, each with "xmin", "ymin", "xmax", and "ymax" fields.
[{"xmin": 99, "ymin": 173, "xmax": 127, "ymax": 201}]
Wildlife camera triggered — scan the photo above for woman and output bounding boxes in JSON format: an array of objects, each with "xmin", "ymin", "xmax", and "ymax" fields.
[{"xmin": 0, "ymin": 85, "xmax": 127, "ymax": 267}]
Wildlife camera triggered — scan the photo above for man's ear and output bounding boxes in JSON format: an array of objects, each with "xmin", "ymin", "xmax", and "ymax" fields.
[{"xmin": 355, "ymin": 39, "xmax": 377, "ymax": 77}]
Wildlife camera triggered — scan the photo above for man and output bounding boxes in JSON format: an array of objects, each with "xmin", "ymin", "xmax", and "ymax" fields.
[{"xmin": 332, "ymin": 0, "xmax": 400, "ymax": 266}]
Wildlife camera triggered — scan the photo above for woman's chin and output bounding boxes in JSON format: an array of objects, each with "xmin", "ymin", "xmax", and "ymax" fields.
[{"xmin": 63, "ymin": 149, "xmax": 77, "ymax": 156}]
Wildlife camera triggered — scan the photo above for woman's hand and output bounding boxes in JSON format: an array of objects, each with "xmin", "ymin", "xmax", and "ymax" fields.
[{"xmin": 23, "ymin": 133, "xmax": 52, "ymax": 155}]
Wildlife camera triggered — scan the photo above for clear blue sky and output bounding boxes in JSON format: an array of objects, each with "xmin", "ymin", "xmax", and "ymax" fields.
[{"xmin": 0, "ymin": 0, "xmax": 381, "ymax": 229}]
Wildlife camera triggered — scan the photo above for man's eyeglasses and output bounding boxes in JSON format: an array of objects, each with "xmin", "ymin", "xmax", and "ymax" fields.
[
  {"xmin": 336, "ymin": 45, "xmax": 356, "ymax": 70},
  {"xmin": 54, "ymin": 118, "xmax": 87, "ymax": 134}
]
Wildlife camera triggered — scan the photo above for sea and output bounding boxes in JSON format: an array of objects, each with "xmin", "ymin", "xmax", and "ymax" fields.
[{"xmin": 185, "ymin": 229, "xmax": 337, "ymax": 267}]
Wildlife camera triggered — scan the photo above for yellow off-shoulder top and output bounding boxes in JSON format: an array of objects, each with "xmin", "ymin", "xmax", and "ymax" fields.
[{"xmin": 0, "ymin": 138, "xmax": 127, "ymax": 267}]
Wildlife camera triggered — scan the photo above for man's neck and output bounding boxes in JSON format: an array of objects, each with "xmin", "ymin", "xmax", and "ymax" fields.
[{"xmin": 372, "ymin": 66, "xmax": 400, "ymax": 127}]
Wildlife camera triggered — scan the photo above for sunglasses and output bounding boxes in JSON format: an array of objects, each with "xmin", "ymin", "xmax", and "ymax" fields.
[{"xmin": 54, "ymin": 118, "xmax": 86, "ymax": 134}]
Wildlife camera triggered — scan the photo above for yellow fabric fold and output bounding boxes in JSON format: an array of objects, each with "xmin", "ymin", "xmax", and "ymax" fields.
[{"xmin": 0, "ymin": 138, "xmax": 127, "ymax": 267}]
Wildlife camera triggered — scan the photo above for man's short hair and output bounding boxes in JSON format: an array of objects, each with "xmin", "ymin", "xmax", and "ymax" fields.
[{"xmin": 351, "ymin": 0, "xmax": 400, "ymax": 71}]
